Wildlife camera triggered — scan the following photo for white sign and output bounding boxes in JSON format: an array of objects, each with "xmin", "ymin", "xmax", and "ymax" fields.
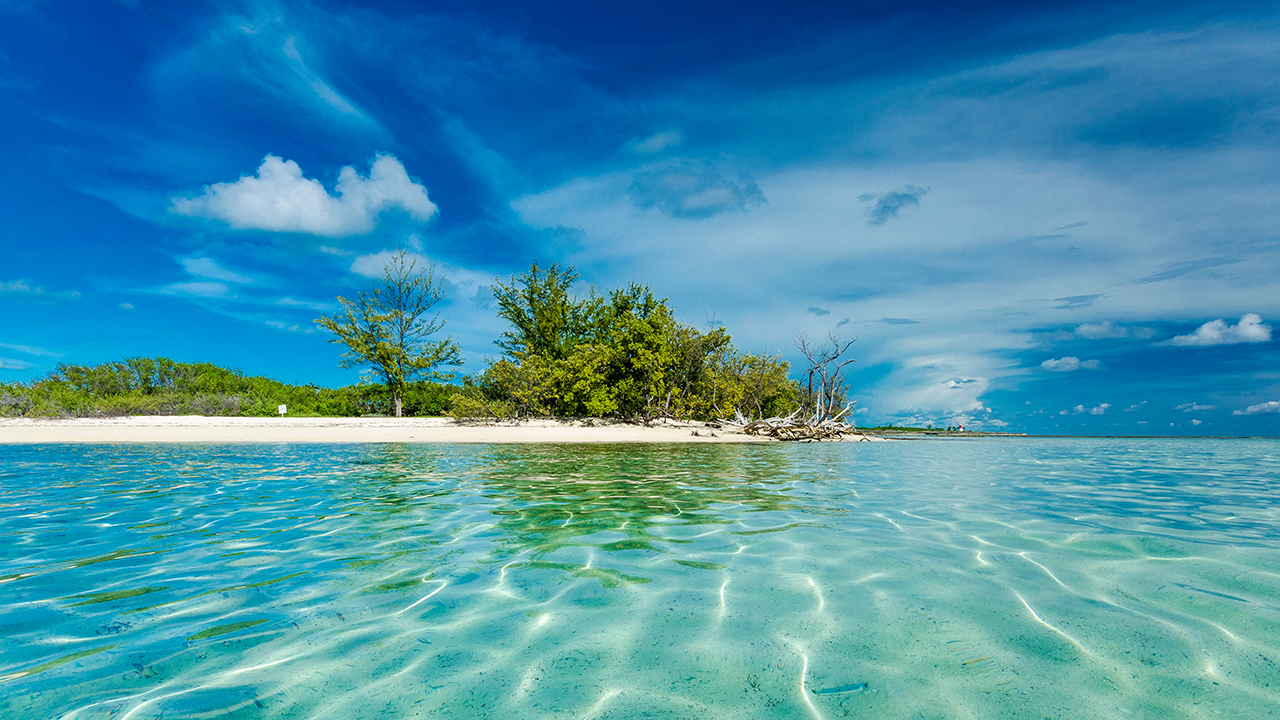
[{"xmin": 278, "ymin": 404, "xmax": 287, "ymax": 416}]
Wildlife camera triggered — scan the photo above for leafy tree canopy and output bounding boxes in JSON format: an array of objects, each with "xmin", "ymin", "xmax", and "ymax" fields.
[
  {"xmin": 315, "ymin": 250, "xmax": 462, "ymax": 416},
  {"xmin": 474, "ymin": 263, "xmax": 798, "ymax": 422}
]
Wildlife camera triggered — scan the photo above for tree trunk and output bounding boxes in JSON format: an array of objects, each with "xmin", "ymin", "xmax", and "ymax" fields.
[{"xmin": 394, "ymin": 393, "xmax": 403, "ymax": 417}]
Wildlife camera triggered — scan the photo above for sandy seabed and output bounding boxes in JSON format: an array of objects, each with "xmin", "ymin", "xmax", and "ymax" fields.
[{"xmin": 0, "ymin": 415, "xmax": 786, "ymax": 444}]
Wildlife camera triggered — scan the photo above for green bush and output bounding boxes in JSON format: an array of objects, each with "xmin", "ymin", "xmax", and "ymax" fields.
[{"xmin": 0, "ymin": 359, "xmax": 465, "ymax": 418}]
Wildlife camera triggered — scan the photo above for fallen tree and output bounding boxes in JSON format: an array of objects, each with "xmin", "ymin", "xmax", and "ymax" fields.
[{"xmin": 718, "ymin": 404, "xmax": 868, "ymax": 442}]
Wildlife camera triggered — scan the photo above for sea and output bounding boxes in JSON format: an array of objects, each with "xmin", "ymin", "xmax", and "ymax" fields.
[{"xmin": 1, "ymin": 439, "xmax": 1277, "ymax": 719}]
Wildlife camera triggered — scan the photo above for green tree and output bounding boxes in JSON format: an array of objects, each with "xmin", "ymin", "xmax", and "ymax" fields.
[
  {"xmin": 491, "ymin": 261, "xmax": 583, "ymax": 362},
  {"xmin": 315, "ymin": 250, "xmax": 462, "ymax": 417},
  {"xmin": 481, "ymin": 261, "xmax": 802, "ymax": 422}
]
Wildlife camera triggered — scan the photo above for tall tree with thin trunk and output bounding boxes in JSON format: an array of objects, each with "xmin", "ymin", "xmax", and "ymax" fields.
[{"xmin": 316, "ymin": 250, "xmax": 461, "ymax": 417}]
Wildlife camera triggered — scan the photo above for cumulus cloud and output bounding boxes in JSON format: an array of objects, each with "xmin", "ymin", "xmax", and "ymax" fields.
[
  {"xmin": 858, "ymin": 185, "xmax": 929, "ymax": 225},
  {"xmin": 628, "ymin": 130, "xmax": 683, "ymax": 154},
  {"xmin": 1166, "ymin": 314, "xmax": 1271, "ymax": 347},
  {"xmin": 1041, "ymin": 356, "xmax": 1100, "ymax": 372},
  {"xmin": 171, "ymin": 154, "xmax": 437, "ymax": 237},
  {"xmin": 1175, "ymin": 402, "xmax": 1215, "ymax": 412},
  {"xmin": 1060, "ymin": 402, "xmax": 1110, "ymax": 415},
  {"xmin": 1234, "ymin": 400, "xmax": 1280, "ymax": 415},
  {"xmin": 629, "ymin": 160, "xmax": 766, "ymax": 219}
]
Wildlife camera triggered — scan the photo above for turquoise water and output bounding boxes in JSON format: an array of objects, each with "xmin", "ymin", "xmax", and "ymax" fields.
[{"xmin": 1, "ymin": 439, "xmax": 1278, "ymax": 719}]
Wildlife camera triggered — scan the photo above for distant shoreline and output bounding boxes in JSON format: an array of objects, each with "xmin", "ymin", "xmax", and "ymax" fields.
[{"xmin": 862, "ymin": 431, "xmax": 1275, "ymax": 440}]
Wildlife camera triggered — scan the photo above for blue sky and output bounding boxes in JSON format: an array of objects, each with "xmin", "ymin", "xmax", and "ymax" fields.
[{"xmin": 2, "ymin": 0, "xmax": 1279, "ymax": 435}]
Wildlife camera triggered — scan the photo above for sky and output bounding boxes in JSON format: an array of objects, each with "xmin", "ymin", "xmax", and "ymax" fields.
[{"xmin": 2, "ymin": 0, "xmax": 1279, "ymax": 435}]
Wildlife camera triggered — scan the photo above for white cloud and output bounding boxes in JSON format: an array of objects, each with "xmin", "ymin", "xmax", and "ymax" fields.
[
  {"xmin": 181, "ymin": 257, "xmax": 255, "ymax": 284},
  {"xmin": 1041, "ymin": 356, "xmax": 1100, "ymax": 372},
  {"xmin": 350, "ymin": 249, "xmax": 426, "ymax": 279},
  {"xmin": 276, "ymin": 297, "xmax": 332, "ymax": 311},
  {"xmin": 160, "ymin": 281, "xmax": 232, "ymax": 298},
  {"xmin": 0, "ymin": 279, "xmax": 35, "ymax": 293},
  {"xmin": 1166, "ymin": 314, "xmax": 1271, "ymax": 347},
  {"xmin": 1125, "ymin": 401, "xmax": 1147, "ymax": 411},
  {"xmin": 0, "ymin": 279, "xmax": 81, "ymax": 300},
  {"xmin": 1060, "ymin": 402, "xmax": 1110, "ymax": 415},
  {"xmin": 349, "ymin": 250, "xmax": 493, "ymax": 306},
  {"xmin": 1174, "ymin": 402, "xmax": 1215, "ymax": 412},
  {"xmin": 171, "ymin": 154, "xmax": 437, "ymax": 237},
  {"xmin": 119, "ymin": 302, "xmax": 135, "ymax": 311},
  {"xmin": 0, "ymin": 357, "xmax": 33, "ymax": 370},
  {"xmin": 1075, "ymin": 321, "xmax": 1128, "ymax": 339},
  {"xmin": 1234, "ymin": 400, "xmax": 1280, "ymax": 415},
  {"xmin": 628, "ymin": 130, "xmax": 683, "ymax": 154},
  {"xmin": 265, "ymin": 320, "xmax": 315, "ymax": 334},
  {"xmin": 1191, "ymin": 419, "xmax": 1202, "ymax": 426}
]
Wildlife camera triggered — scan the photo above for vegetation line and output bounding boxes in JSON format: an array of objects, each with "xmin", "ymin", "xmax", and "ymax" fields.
[{"xmin": 2, "ymin": 254, "xmax": 855, "ymax": 424}]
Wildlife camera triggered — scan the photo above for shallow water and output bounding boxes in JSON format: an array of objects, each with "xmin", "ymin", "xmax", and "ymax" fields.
[{"xmin": 1, "ymin": 439, "xmax": 1278, "ymax": 719}]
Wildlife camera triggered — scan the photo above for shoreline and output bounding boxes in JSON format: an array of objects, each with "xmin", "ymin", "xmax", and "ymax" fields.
[{"xmin": 0, "ymin": 416, "xmax": 784, "ymax": 444}]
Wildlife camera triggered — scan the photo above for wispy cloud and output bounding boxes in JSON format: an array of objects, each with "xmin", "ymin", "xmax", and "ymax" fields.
[
  {"xmin": 171, "ymin": 154, "xmax": 436, "ymax": 237},
  {"xmin": 160, "ymin": 281, "xmax": 233, "ymax": 299},
  {"xmin": 1165, "ymin": 314, "xmax": 1271, "ymax": 347},
  {"xmin": 180, "ymin": 257, "xmax": 256, "ymax": 284},
  {"xmin": 1052, "ymin": 294, "xmax": 1102, "ymax": 309},
  {"xmin": 807, "ymin": 306, "xmax": 830, "ymax": 316},
  {"xmin": 858, "ymin": 185, "xmax": 928, "ymax": 226},
  {"xmin": 0, "ymin": 343, "xmax": 60, "ymax": 357},
  {"xmin": 627, "ymin": 130, "xmax": 683, "ymax": 154},
  {"xmin": 0, "ymin": 357, "xmax": 33, "ymax": 370},
  {"xmin": 1137, "ymin": 256, "xmax": 1243, "ymax": 284},
  {"xmin": 0, "ymin": 279, "xmax": 81, "ymax": 301}
]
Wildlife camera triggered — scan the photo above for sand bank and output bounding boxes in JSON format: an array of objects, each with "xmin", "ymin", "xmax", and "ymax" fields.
[{"xmin": 0, "ymin": 416, "xmax": 788, "ymax": 444}]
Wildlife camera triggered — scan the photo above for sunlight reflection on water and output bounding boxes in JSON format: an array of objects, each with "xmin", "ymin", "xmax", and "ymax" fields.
[{"xmin": 1, "ymin": 439, "xmax": 1278, "ymax": 719}]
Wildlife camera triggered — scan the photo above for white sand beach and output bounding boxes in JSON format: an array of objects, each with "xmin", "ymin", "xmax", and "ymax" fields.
[{"xmin": 0, "ymin": 416, "xmax": 790, "ymax": 444}]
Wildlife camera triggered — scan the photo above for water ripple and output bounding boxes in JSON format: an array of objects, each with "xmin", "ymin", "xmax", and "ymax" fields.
[{"xmin": 0, "ymin": 439, "xmax": 1277, "ymax": 718}]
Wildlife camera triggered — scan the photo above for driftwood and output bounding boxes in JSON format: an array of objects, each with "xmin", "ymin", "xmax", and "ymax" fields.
[{"xmin": 718, "ymin": 405, "xmax": 868, "ymax": 442}]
